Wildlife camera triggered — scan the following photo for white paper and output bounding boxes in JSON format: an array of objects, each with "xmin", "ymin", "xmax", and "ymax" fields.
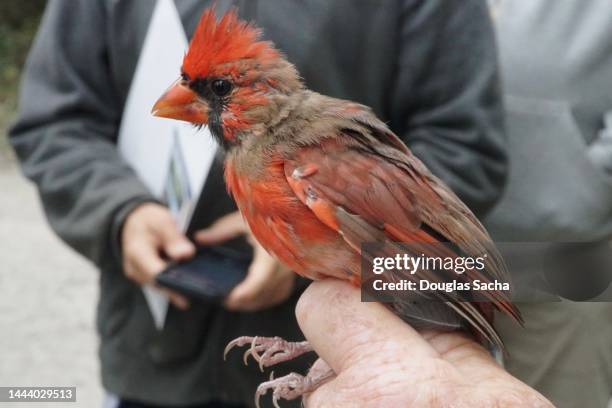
[{"xmin": 117, "ymin": 0, "xmax": 218, "ymax": 329}]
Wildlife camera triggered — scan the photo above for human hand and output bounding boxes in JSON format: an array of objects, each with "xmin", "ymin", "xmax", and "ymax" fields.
[
  {"xmin": 121, "ymin": 203, "xmax": 195, "ymax": 310},
  {"xmin": 296, "ymin": 280, "xmax": 552, "ymax": 407},
  {"xmin": 195, "ymin": 211, "xmax": 295, "ymax": 312}
]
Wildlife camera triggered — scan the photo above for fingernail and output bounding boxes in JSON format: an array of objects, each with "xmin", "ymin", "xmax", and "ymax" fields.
[{"xmin": 175, "ymin": 241, "xmax": 195, "ymax": 253}]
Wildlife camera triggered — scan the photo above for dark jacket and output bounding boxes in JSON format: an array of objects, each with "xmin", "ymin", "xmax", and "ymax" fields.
[{"xmin": 9, "ymin": 0, "xmax": 505, "ymax": 405}]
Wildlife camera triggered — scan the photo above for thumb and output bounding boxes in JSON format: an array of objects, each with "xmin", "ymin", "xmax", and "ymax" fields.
[
  {"xmin": 194, "ymin": 211, "xmax": 247, "ymax": 245},
  {"xmin": 153, "ymin": 214, "xmax": 195, "ymax": 260},
  {"xmin": 296, "ymin": 280, "xmax": 436, "ymax": 373}
]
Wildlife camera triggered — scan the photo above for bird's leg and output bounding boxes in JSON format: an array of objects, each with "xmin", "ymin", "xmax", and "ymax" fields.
[
  {"xmin": 224, "ymin": 336, "xmax": 313, "ymax": 371},
  {"xmin": 255, "ymin": 359, "xmax": 335, "ymax": 408}
]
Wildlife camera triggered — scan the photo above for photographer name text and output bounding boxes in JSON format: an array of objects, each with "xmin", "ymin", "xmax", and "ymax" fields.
[{"xmin": 369, "ymin": 254, "xmax": 510, "ymax": 293}]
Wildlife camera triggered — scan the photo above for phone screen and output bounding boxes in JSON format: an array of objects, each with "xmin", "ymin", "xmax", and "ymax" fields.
[{"xmin": 156, "ymin": 246, "xmax": 250, "ymax": 303}]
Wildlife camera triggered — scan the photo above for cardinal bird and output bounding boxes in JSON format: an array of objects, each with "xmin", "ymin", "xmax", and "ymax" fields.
[{"xmin": 153, "ymin": 7, "xmax": 522, "ymax": 407}]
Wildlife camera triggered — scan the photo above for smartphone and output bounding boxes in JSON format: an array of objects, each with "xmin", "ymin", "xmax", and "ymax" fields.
[{"xmin": 156, "ymin": 246, "xmax": 251, "ymax": 303}]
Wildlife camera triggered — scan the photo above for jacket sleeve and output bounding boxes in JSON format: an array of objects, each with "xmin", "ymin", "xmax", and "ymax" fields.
[
  {"xmin": 391, "ymin": 0, "xmax": 507, "ymax": 216},
  {"xmin": 8, "ymin": 0, "xmax": 156, "ymax": 269}
]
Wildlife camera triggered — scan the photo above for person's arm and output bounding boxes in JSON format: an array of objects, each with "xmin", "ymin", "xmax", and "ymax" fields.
[
  {"xmin": 391, "ymin": 0, "xmax": 507, "ymax": 216},
  {"xmin": 9, "ymin": 0, "xmax": 154, "ymax": 268}
]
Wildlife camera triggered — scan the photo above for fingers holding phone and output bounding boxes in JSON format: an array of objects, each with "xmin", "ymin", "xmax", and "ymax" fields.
[
  {"xmin": 195, "ymin": 211, "xmax": 296, "ymax": 312},
  {"xmin": 121, "ymin": 202, "xmax": 195, "ymax": 310},
  {"xmin": 223, "ymin": 243, "xmax": 295, "ymax": 312}
]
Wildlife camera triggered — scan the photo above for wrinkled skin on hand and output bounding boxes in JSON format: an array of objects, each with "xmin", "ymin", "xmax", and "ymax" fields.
[{"xmin": 297, "ymin": 281, "xmax": 552, "ymax": 408}]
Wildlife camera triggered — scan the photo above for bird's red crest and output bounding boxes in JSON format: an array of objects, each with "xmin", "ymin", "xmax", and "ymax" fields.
[{"xmin": 182, "ymin": 7, "xmax": 279, "ymax": 80}]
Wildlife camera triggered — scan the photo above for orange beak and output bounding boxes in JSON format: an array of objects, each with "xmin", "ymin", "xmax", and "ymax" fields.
[{"xmin": 151, "ymin": 79, "xmax": 208, "ymax": 124}]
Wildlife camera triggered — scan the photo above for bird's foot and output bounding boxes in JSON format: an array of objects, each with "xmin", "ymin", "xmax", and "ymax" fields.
[
  {"xmin": 224, "ymin": 336, "xmax": 313, "ymax": 371},
  {"xmin": 255, "ymin": 361, "xmax": 335, "ymax": 408}
]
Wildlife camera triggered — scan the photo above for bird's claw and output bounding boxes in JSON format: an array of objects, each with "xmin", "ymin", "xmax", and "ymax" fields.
[
  {"xmin": 223, "ymin": 336, "xmax": 313, "ymax": 371},
  {"xmin": 223, "ymin": 336, "xmax": 259, "ymax": 362},
  {"xmin": 255, "ymin": 372, "xmax": 309, "ymax": 408}
]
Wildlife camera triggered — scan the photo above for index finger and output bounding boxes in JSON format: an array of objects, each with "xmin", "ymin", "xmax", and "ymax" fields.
[
  {"xmin": 295, "ymin": 279, "xmax": 437, "ymax": 373},
  {"xmin": 194, "ymin": 211, "xmax": 246, "ymax": 245},
  {"xmin": 128, "ymin": 239, "xmax": 167, "ymax": 284}
]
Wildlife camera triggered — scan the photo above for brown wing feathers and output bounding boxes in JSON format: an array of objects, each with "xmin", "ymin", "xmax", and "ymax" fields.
[{"xmin": 285, "ymin": 131, "xmax": 521, "ymax": 350}]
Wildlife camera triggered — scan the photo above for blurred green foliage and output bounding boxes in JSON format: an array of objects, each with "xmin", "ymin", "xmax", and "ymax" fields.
[{"xmin": 0, "ymin": 0, "xmax": 46, "ymax": 156}]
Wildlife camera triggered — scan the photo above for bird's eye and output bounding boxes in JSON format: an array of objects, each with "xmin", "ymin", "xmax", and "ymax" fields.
[{"xmin": 210, "ymin": 79, "xmax": 233, "ymax": 97}]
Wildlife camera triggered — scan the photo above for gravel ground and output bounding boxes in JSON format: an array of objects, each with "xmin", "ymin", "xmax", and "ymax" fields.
[{"xmin": 0, "ymin": 157, "xmax": 103, "ymax": 407}]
